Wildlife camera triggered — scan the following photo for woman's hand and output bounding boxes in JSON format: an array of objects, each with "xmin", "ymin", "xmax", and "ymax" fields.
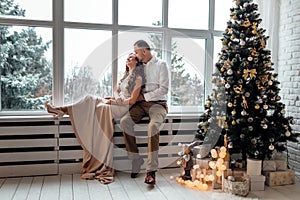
[{"xmin": 104, "ymin": 99, "xmax": 119, "ymax": 105}]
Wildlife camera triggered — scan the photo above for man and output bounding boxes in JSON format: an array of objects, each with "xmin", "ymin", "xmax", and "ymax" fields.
[{"xmin": 120, "ymin": 40, "xmax": 169, "ymax": 184}]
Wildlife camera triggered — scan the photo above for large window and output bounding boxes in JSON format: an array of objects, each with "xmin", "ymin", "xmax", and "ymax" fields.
[{"xmin": 0, "ymin": 0, "xmax": 233, "ymax": 115}]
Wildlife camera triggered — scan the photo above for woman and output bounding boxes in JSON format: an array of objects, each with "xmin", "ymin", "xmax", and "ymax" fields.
[{"xmin": 45, "ymin": 53, "xmax": 145, "ymax": 184}]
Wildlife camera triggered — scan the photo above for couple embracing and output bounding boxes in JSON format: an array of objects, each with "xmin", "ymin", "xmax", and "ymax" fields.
[{"xmin": 45, "ymin": 40, "xmax": 169, "ymax": 185}]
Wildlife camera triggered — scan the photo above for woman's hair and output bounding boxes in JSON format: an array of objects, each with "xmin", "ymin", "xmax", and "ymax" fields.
[{"xmin": 119, "ymin": 54, "xmax": 145, "ymax": 94}]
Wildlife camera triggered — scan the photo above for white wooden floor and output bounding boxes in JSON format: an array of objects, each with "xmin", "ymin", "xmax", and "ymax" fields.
[{"xmin": 0, "ymin": 168, "xmax": 299, "ymax": 200}]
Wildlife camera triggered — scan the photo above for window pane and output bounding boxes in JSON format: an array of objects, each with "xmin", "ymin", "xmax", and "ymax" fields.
[
  {"xmin": 119, "ymin": 0, "xmax": 162, "ymax": 27},
  {"xmin": 0, "ymin": 25, "xmax": 53, "ymax": 111},
  {"xmin": 215, "ymin": 0, "xmax": 232, "ymax": 31},
  {"xmin": 117, "ymin": 31, "xmax": 163, "ymax": 81},
  {"xmin": 169, "ymin": 0, "xmax": 209, "ymax": 29},
  {"xmin": 64, "ymin": 29, "xmax": 112, "ymax": 104},
  {"xmin": 171, "ymin": 37, "xmax": 205, "ymax": 107},
  {"xmin": 0, "ymin": 0, "xmax": 52, "ymax": 21},
  {"xmin": 64, "ymin": 0, "xmax": 112, "ymax": 24},
  {"xmin": 214, "ymin": 36, "xmax": 222, "ymax": 66}
]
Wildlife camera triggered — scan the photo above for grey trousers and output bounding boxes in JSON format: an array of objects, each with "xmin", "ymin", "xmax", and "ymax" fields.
[{"xmin": 120, "ymin": 101, "xmax": 168, "ymax": 172}]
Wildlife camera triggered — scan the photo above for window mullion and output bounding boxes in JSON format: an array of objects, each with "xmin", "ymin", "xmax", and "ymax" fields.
[{"xmin": 53, "ymin": 0, "xmax": 64, "ymax": 105}]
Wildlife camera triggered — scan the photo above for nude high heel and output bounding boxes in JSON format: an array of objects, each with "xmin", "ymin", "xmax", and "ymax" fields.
[{"xmin": 44, "ymin": 100, "xmax": 65, "ymax": 117}]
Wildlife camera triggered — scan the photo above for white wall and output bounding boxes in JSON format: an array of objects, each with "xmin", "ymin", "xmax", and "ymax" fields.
[{"xmin": 278, "ymin": 0, "xmax": 300, "ymax": 174}]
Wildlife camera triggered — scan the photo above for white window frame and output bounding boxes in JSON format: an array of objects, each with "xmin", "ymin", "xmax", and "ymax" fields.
[{"xmin": 0, "ymin": 0, "xmax": 229, "ymax": 115}]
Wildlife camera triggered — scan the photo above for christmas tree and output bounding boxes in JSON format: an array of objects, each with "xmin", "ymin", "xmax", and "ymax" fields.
[{"xmin": 196, "ymin": 0, "xmax": 299, "ymax": 160}]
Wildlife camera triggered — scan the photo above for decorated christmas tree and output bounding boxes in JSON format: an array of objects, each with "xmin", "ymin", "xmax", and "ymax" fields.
[{"xmin": 196, "ymin": 0, "xmax": 299, "ymax": 160}]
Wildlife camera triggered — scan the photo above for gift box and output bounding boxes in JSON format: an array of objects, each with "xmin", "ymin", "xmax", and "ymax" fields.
[
  {"xmin": 224, "ymin": 176, "xmax": 250, "ymax": 197},
  {"xmin": 262, "ymin": 160, "xmax": 276, "ymax": 172},
  {"xmin": 231, "ymin": 168, "xmax": 247, "ymax": 177},
  {"xmin": 247, "ymin": 158, "xmax": 262, "ymax": 175},
  {"xmin": 263, "ymin": 169, "xmax": 295, "ymax": 186},
  {"xmin": 248, "ymin": 175, "xmax": 265, "ymax": 191},
  {"xmin": 275, "ymin": 159, "xmax": 287, "ymax": 171}
]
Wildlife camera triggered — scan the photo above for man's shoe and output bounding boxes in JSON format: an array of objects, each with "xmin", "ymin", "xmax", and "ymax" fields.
[
  {"xmin": 144, "ymin": 171, "xmax": 156, "ymax": 184},
  {"xmin": 131, "ymin": 157, "xmax": 144, "ymax": 178}
]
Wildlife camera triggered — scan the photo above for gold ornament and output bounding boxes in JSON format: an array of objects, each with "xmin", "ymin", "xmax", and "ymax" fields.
[
  {"xmin": 232, "ymin": 120, "xmax": 236, "ymax": 125},
  {"xmin": 259, "ymin": 38, "xmax": 266, "ymax": 50},
  {"xmin": 243, "ymin": 68, "xmax": 257, "ymax": 80},
  {"xmin": 260, "ymin": 74, "xmax": 269, "ymax": 84},
  {"xmin": 241, "ymin": 18, "xmax": 251, "ymax": 27},
  {"xmin": 242, "ymin": 96, "xmax": 248, "ymax": 109},
  {"xmin": 257, "ymin": 84, "xmax": 266, "ymax": 91},
  {"xmin": 251, "ymin": 48, "xmax": 259, "ymax": 57},
  {"xmin": 252, "ymin": 22, "xmax": 258, "ymax": 35},
  {"xmin": 233, "ymin": 85, "xmax": 243, "ymax": 94},
  {"xmin": 223, "ymin": 59, "xmax": 231, "ymax": 69},
  {"xmin": 255, "ymin": 104, "xmax": 260, "ymax": 109}
]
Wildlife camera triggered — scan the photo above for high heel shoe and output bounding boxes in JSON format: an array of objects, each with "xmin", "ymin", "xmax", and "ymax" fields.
[{"xmin": 44, "ymin": 100, "xmax": 65, "ymax": 117}]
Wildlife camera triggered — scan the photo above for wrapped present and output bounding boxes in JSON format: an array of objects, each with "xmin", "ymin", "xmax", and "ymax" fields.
[
  {"xmin": 248, "ymin": 175, "xmax": 266, "ymax": 191},
  {"xmin": 263, "ymin": 169, "xmax": 295, "ymax": 186},
  {"xmin": 247, "ymin": 158, "xmax": 262, "ymax": 175},
  {"xmin": 231, "ymin": 168, "xmax": 247, "ymax": 177},
  {"xmin": 224, "ymin": 176, "xmax": 250, "ymax": 197},
  {"xmin": 262, "ymin": 160, "xmax": 276, "ymax": 172},
  {"xmin": 275, "ymin": 159, "xmax": 287, "ymax": 171}
]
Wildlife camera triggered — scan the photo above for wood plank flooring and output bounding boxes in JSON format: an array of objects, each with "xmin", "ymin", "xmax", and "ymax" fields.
[{"xmin": 0, "ymin": 168, "xmax": 299, "ymax": 200}]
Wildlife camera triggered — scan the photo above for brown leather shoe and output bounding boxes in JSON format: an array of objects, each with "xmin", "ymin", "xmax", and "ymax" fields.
[
  {"xmin": 144, "ymin": 171, "xmax": 156, "ymax": 184},
  {"xmin": 131, "ymin": 157, "xmax": 144, "ymax": 178}
]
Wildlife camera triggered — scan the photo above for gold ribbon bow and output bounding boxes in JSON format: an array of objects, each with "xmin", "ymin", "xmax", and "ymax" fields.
[{"xmin": 243, "ymin": 68, "xmax": 257, "ymax": 80}]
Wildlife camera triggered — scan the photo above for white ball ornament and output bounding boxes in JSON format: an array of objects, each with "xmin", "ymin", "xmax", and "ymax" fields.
[
  {"xmin": 268, "ymin": 80, "xmax": 273, "ymax": 85},
  {"xmin": 285, "ymin": 131, "xmax": 291, "ymax": 137},
  {"xmin": 231, "ymin": 110, "xmax": 236, "ymax": 115},
  {"xmin": 263, "ymin": 124, "xmax": 268, "ymax": 129}
]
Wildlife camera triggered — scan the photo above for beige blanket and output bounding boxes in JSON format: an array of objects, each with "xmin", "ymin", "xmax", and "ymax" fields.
[{"xmin": 67, "ymin": 95, "xmax": 129, "ymax": 184}]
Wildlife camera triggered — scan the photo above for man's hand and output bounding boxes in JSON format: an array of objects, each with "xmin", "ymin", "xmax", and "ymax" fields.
[{"xmin": 137, "ymin": 94, "xmax": 145, "ymax": 101}]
